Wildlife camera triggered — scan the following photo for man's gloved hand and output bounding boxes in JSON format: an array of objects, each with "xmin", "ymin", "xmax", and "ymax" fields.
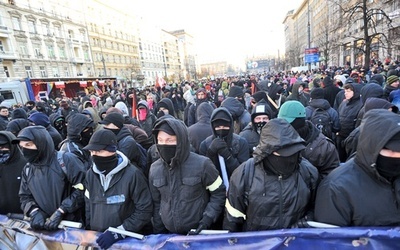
[
  {"xmin": 187, "ymin": 223, "xmax": 206, "ymax": 235},
  {"xmin": 29, "ymin": 209, "xmax": 47, "ymax": 230},
  {"xmin": 96, "ymin": 230, "xmax": 124, "ymax": 249},
  {"xmin": 296, "ymin": 217, "xmax": 311, "ymax": 228},
  {"xmin": 208, "ymin": 138, "xmax": 228, "ymax": 156},
  {"xmin": 44, "ymin": 209, "xmax": 64, "ymax": 230}
]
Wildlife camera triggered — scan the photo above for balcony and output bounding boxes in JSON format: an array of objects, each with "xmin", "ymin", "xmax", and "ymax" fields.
[
  {"xmin": 0, "ymin": 50, "xmax": 18, "ymax": 61},
  {"xmin": 0, "ymin": 25, "xmax": 11, "ymax": 38},
  {"xmin": 71, "ymin": 57, "xmax": 85, "ymax": 64},
  {"xmin": 69, "ymin": 39, "xmax": 81, "ymax": 45}
]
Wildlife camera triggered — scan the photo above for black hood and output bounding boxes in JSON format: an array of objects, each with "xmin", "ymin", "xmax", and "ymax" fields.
[
  {"xmin": 6, "ymin": 119, "xmax": 30, "ymax": 136},
  {"xmin": 158, "ymin": 98, "xmax": 175, "ymax": 117},
  {"xmin": 15, "ymin": 126, "xmax": 55, "ymax": 165},
  {"xmin": 49, "ymin": 113, "xmax": 64, "ymax": 127},
  {"xmin": 66, "ymin": 113, "xmax": 94, "ymax": 141},
  {"xmin": 152, "ymin": 117, "xmax": 190, "ymax": 167},
  {"xmin": 0, "ymin": 131, "xmax": 21, "ymax": 164},
  {"xmin": 355, "ymin": 109, "xmax": 400, "ymax": 183},
  {"xmin": 210, "ymin": 107, "xmax": 234, "ymax": 145},
  {"xmin": 11, "ymin": 108, "xmax": 27, "ymax": 120},
  {"xmin": 220, "ymin": 97, "xmax": 244, "ymax": 120},
  {"xmin": 360, "ymin": 83, "xmax": 384, "ymax": 104},
  {"xmin": 196, "ymin": 102, "xmax": 214, "ymax": 123}
]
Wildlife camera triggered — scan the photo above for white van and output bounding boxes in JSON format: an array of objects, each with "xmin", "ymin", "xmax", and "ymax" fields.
[{"xmin": 0, "ymin": 80, "xmax": 32, "ymax": 107}]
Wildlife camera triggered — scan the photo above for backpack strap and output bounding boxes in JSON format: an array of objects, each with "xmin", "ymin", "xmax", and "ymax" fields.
[
  {"xmin": 57, "ymin": 151, "xmax": 67, "ymax": 176},
  {"xmin": 243, "ymin": 159, "xmax": 255, "ymax": 207}
]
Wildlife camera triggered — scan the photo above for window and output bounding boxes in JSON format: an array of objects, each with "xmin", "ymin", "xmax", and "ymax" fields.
[
  {"xmin": 28, "ymin": 20, "xmax": 36, "ymax": 34},
  {"xmin": 25, "ymin": 66, "xmax": 33, "ymax": 78},
  {"xmin": 64, "ymin": 67, "xmax": 69, "ymax": 77},
  {"xmin": 59, "ymin": 46, "xmax": 66, "ymax": 58},
  {"xmin": 54, "ymin": 26, "xmax": 61, "ymax": 37},
  {"xmin": 68, "ymin": 30, "xmax": 73, "ymax": 39},
  {"xmin": 4, "ymin": 66, "xmax": 9, "ymax": 77},
  {"xmin": 39, "ymin": 66, "xmax": 47, "ymax": 77},
  {"xmin": 42, "ymin": 23, "xmax": 51, "ymax": 36},
  {"xmin": 52, "ymin": 67, "xmax": 59, "ymax": 77},
  {"xmin": 0, "ymin": 41, "xmax": 3, "ymax": 52},
  {"xmin": 47, "ymin": 45, "xmax": 55, "ymax": 58},
  {"xmin": 19, "ymin": 45, "xmax": 27, "ymax": 55},
  {"xmin": 83, "ymin": 50, "xmax": 89, "ymax": 60},
  {"xmin": 12, "ymin": 17, "xmax": 20, "ymax": 30},
  {"xmin": 34, "ymin": 47, "xmax": 42, "ymax": 57}
]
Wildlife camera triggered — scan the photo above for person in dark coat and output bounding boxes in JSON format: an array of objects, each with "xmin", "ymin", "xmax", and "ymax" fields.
[
  {"xmin": 149, "ymin": 118, "xmax": 226, "ymax": 235},
  {"xmin": 279, "ymin": 101, "xmax": 340, "ymax": 179},
  {"xmin": 199, "ymin": 107, "xmax": 250, "ymax": 179},
  {"xmin": 336, "ymin": 82, "xmax": 364, "ymax": 162},
  {"xmin": 220, "ymin": 97, "xmax": 251, "ymax": 134},
  {"xmin": 383, "ymin": 75, "xmax": 399, "ymax": 100},
  {"xmin": 321, "ymin": 76, "xmax": 341, "ymax": 108},
  {"xmin": 6, "ymin": 118, "xmax": 30, "ymax": 137},
  {"xmin": 344, "ymin": 97, "xmax": 398, "ymax": 159},
  {"xmin": 11, "ymin": 108, "xmax": 28, "ymax": 120},
  {"xmin": 100, "ymin": 112, "xmax": 147, "ymax": 175},
  {"xmin": 185, "ymin": 88, "xmax": 212, "ymax": 126},
  {"xmin": 239, "ymin": 100, "xmax": 273, "ymax": 154},
  {"xmin": 224, "ymin": 118, "xmax": 319, "ymax": 232},
  {"xmin": 188, "ymin": 102, "xmax": 215, "ymax": 153},
  {"xmin": 59, "ymin": 113, "xmax": 94, "ymax": 170},
  {"xmin": 49, "ymin": 113, "xmax": 67, "ymax": 140},
  {"xmin": 0, "ymin": 131, "xmax": 26, "ymax": 214},
  {"xmin": 315, "ymin": 109, "xmax": 400, "ymax": 226},
  {"xmin": 156, "ymin": 97, "xmax": 176, "ymax": 118},
  {"xmin": 137, "ymin": 100, "xmax": 157, "ymax": 139},
  {"xmin": 28, "ymin": 112, "xmax": 63, "ymax": 150},
  {"xmin": 286, "ymin": 81, "xmax": 309, "ymax": 107},
  {"xmin": 354, "ymin": 82, "xmax": 384, "ymax": 127},
  {"xmin": 16, "ymin": 126, "xmax": 86, "ymax": 231},
  {"xmin": 305, "ymin": 88, "xmax": 341, "ymax": 140},
  {"xmin": 84, "ymin": 129, "xmax": 153, "ymax": 249}
]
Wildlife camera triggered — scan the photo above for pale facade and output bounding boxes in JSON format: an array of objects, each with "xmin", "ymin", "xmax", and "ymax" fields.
[{"xmin": 161, "ymin": 29, "xmax": 182, "ymax": 83}]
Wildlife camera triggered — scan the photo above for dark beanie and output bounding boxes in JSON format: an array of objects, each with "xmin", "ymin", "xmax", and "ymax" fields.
[
  {"xmin": 28, "ymin": 112, "xmax": 50, "ymax": 127},
  {"xmin": 252, "ymin": 91, "xmax": 268, "ymax": 102},
  {"xmin": 228, "ymin": 86, "xmax": 244, "ymax": 98},
  {"xmin": 158, "ymin": 122, "xmax": 175, "ymax": 135},
  {"xmin": 212, "ymin": 119, "xmax": 230, "ymax": 128},
  {"xmin": 12, "ymin": 108, "xmax": 28, "ymax": 119},
  {"xmin": 310, "ymin": 88, "xmax": 324, "ymax": 99}
]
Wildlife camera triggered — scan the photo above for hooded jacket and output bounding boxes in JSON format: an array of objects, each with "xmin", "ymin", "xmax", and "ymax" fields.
[
  {"xmin": 286, "ymin": 82, "xmax": 309, "ymax": 107},
  {"xmin": 337, "ymin": 83, "xmax": 364, "ymax": 138},
  {"xmin": 0, "ymin": 131, "xmax": 27, "ymax": 214},
  {"xmin": 157, "ymin": 98, "xmax": 175, "ymax": 118},
  {"xmin": 323, "ymin": 77, "xmax": 341, "ymax": 107},
  {"xmin": 137, "ymin": 100, "xmax": 157, "ymax": 137},
  {"xmin": 19, "ymin": 126, "xmax": 86, "ymax": 220},
  {"xmin": 224, "ymin": 119, "xmax": 319, "ymax": 231},
  {"xmin": 6, "ymin": 118, "xmax": 30, "ymax": 137},
  {"xmin": 239, "ymin": 100, "xmax": 273, "ymax": 154},
  {"xmin": 59, "ymin": 113, "xmax": 94, "ymax": 170},
  {"xmin": 315, "ymin": 109, "xmax": 400, "ymax": 226},
  {"xmin": 220, "ymin": 97, "xmax": 251, "ymax": 134},
  {"xmin": 49, "ymin": 113, "xmax": 66, "ymax": 139},
  {"xmin": 199, "ymin": 107, "xmax": 250, "ymax": 177},
  {"xmin": 305, "ymin": 98, "xmax": 341, "ymax": 134},
  {"xmin": 355, "ymin": 83, "xmax": 384, "ymax": 127},
  {"xmin": 187, "ymin": 102, "xmax": 214, "ymax": 153},
  {"xmin": 85, "ymin": 151, "xmax": 152, "ymax": 232},
  {"xmin": 149, "ymin": 118, "xmax": 225, "ymax": 234}
]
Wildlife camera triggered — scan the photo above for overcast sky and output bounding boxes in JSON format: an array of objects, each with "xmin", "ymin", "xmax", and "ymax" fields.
[{"xmin": 130, "ymin": 0, "xmax": 304, "ymax": 67}]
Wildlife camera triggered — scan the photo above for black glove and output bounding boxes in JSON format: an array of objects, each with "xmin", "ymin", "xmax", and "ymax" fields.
[
  {"xmin": 187, "ymin": 223, "xmax": 206, "ymax": 235},
  {"xmin": 96, "ymin": 230, "xmax": 124, "ymax": 249},
  {"xmin": 296, "ymin": 218, "xmax": 311, "ymax": 228},
  {"xmin": 208, "ymin": 138, "xmax": 228, "ymax": 157},
  {"xmin": 44, "ymin": 209, "xmax": 64, "ymax": 230},
  {"xmin": 30, "ymin": 209, "xmax": 47, "ymax": 230}
]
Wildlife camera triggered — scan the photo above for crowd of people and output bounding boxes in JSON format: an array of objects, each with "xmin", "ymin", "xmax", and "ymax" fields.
[{"xmin": 0, "ymin": 59, "xmax": 400, "ymax": 248}]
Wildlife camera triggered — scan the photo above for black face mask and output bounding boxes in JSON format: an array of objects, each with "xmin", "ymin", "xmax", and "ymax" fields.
[
  {"xmin": 376, "ymin": 154, "xmax": 400, "ymax": 181},
  {"xmin": 54, "ymin": 120, "xmax": 65, "ymax": 131},
  {"xmin": 255, "ymin": 121, "xmax": 267, "ymax": 134},
  {"xmin": 92, "ymin": 154, "xmax": 118, "ymax": 176},
  {"xmin": 21, "ymin": 147, "xmax": 40, "ymax": 163},
  {"xmin": 157, "ymin": 144, "xmax": 176, "ymax": 164},
  {"xmin": 0, "ymin": 150, "xmax": 10, "ymax": 164},
  {"xmin": 263, "ymin": 152, "xmax": 300, "ymax": 177},
  {"xmin": 104, "ymin": 127, "xmax": 121, "ymax": 136},
  {"xmin": 80, "ymin": 127, "xmax": 94, "ymax": 146},
  {"xmin": 215, "ymin": 129, "xmax": 230, "ymax": 139}
]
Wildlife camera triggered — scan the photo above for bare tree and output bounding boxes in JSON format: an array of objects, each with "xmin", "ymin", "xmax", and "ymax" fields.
[{"xmin": 335, "ymin": 0, "xmax": 394, "ymax": 68}]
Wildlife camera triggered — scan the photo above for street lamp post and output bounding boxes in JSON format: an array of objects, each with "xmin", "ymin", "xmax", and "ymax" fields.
[
  {"xmin": 96, "ymin": 25, "xmax": 107, "ymax": 77},
  {"xmin": 307, "ymin": 0, "xmax": 311, "ymax": 71}
]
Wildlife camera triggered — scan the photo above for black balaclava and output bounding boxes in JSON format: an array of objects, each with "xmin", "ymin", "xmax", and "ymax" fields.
[
  {"xmin": 156, "ymin": 123, "xmax": 177, "ymax": 164},
  {"xmin": 80, "ymin": 127, "xmax": 94, "ymax": 146},
  {"xmin": 263, "ymin": 152, "xmax": 300, "ymax": 177},
  {"xmin": 93, "ymin": 153, "xmax": 118, "ymax": 176}
]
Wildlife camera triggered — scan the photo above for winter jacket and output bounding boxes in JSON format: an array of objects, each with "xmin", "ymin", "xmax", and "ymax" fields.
[
  {"xmin": 6, "ymin": 118, "xmax": 30, "ymax": 137},
  {"xmin": 199, "ymin": 107, "xmax": 250, "ymax": 178},
  {"xmin": 221, "ymin": 97, "xmax": 251, "ymax": 134},
  {"xmin": 286, "ymin": 82, "xmax": 309, "ymax": 107},
  {"xmin": 137, "ymin": 100, "xmax": 157, "ymax": 138},
  {"xmin": 337, "ymin": 83, "xmax": 363, "ymax": 138},
  {"xmin": 59, "ymin": 113, "xmax": 94, "ymax": 170},
  {"xmin": 305, "ymin": 98, "xmax": 341, "ymax": 135},
  {"xmin": 323, "ymin": 77, "xmax": 341, "ymax": 107},
  {"xmin": 19, "ymin": 126, "xmax": 86, "ymax": 221},
  {"xmin": 0, "ymin": 131, "xmax": 27, "ymax": 214},
  {"xmin": 188, "ymin": 102, "xmax": 214, "ymax": 153},
  {"xmin": 315, "ymin": 109, "xmax": 400, "ymax": 226},
  {"xmin": 224, "ymin": 118, "xmax": 319, "ymax": 231},
  {"xmin": 149, "ymin": 118, "xmax": 226, "ymax": 234},
  {"xmin": 354, "ymin": 83, "xmax": 384, "ymax": 127},
  {"xmin": 297, "ymin": 121, "xmax": 339, "ymax": 178},
  {"xmin": 85, "ymin": 151, "xmax": 153, "ymax": 232}
]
